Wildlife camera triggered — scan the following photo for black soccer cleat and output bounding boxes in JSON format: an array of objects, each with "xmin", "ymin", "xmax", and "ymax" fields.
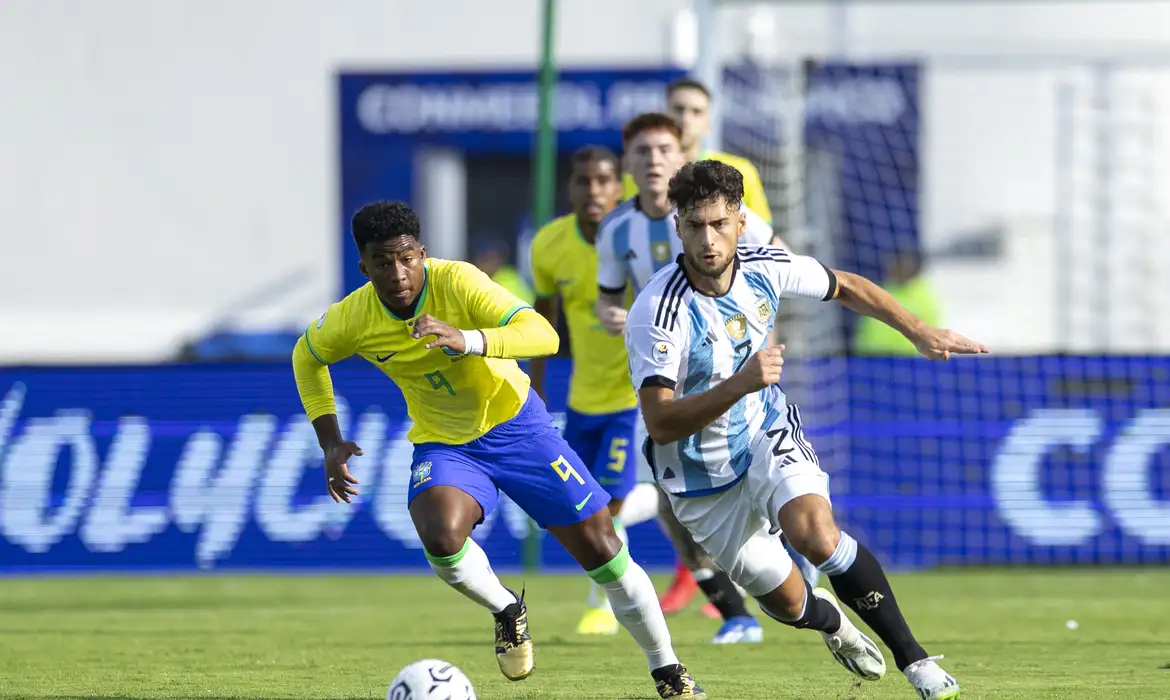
[
  {"xmin": 652, "ymin": 663, "xmax": 707, "ymax": 699},
  {"xmin": 492, "ymin": 587, "xmax": 534, "ymax": 681}
]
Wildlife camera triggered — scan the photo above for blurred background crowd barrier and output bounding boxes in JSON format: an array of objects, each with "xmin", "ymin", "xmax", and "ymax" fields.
[{"xmin": 1, "ymin": 0, "xmax": 1168, "ymax": 572}]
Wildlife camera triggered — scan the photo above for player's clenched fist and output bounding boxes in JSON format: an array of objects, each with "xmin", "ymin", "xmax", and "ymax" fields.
[
  {"xmin": 324, "ymin": 441, "xmax": 363, "ymax": 503},
  {"xmin": 734, "ymin": 344, "xmax": 785, "ymax": 393},
  {"xmin": 413, "ymin": 314, "xmax": 466, "ymax": 353},
  {"xmin": 596, "ymin": 303, "xmax": 628, "ymax": 335}
]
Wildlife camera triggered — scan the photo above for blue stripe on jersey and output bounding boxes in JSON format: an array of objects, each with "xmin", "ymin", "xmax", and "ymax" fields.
[
  {"xmin": 743, "ymin": 270, "xmax": 779, "ymax": 310},
  {"xmin": 743, "ymin": 269, "xmax": 778, "ymax": 340},
  {"xmin": 714, "ymin": 294, "xmax": 753, "ymax": 481},
  {"xmin": 678, "ymin": 300, "xmax": 714, "ymax": 492},
  {"xmin": 649, "ymin": 217, "xmax": 672, "ymax": 274},
  {"xmin": 613, "ymin": 218, "xmax": 632, "ymax": 291}
]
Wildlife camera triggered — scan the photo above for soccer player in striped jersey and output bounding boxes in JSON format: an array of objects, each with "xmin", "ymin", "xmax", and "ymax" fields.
[
  {"xmin": 596, "ymin": 112, "xmax": 771, "ymax": 645},
  {"xmin": 613, "ymin": 108, "xmax": 822, "ymax": 616},
  {"xmin": 626, "ymin": 161, "xmax": 987, "ymax": 700},
  {"xmin": 293, "ymin": 200, "xmax": 706, "ymax": 699},
  {"xmin": 528, "ymin": 145, "xmax": 638, "ymax": 636},
  {"xmin": 621, "ymin": 77, "xmax": 772, "ymax": 224}
]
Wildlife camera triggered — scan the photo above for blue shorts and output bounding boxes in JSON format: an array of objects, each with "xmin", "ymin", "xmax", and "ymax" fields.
[
  {"xmin": 407, "ymin": 390, "xmax": 611, "ymax": 528},
  {"xmin": 562, "ymin": 408, "xmax": 639, "ymax": 500}
]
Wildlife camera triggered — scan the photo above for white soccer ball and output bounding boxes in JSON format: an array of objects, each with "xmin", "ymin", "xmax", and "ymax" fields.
[{"xmin": 387, "ymin": 659, "xmax": 476, "ymax": 700}]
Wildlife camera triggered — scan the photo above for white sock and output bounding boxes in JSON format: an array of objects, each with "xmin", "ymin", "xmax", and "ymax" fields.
[
  {"xmin": 591, "ymin": 544, "xmax": 680, "ymax": 671},
  {"xmin": 619, "ymin": 483, "xmax": 660, "ymax": 526},
  {"xmin": 426, "ymin": 538, "xmax": 516, "ymax": 613},
  {"xmin": 586, "ymin": 517, "xmax": 628, "ymax": 612}
]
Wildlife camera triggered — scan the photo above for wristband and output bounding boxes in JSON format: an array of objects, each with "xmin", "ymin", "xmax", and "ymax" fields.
[{"xmin": 461, "ymin": 329, "xmax": 485, "ymax": 356}]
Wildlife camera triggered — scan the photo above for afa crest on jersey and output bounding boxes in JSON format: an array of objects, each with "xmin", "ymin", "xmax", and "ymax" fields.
[
  {"xmin": 754, "ymin": 299, "xmax": 773, "ymax": 323},
  {"xmin": 411, "ymin": 461, "xmax": 433, "ymax": 488},
  {"xmin": 651, "ymin": 241, "xmax": 671, "ymax": 263},
  {"xmin": 724, "ymin": 314, "xmax": 747, "ymax": 341}
]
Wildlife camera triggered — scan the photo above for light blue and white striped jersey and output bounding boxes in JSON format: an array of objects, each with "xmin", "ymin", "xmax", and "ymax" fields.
[
  {"xmin": 596, "ymin": 198, "xmax": 774, "ymax": 296},
  {"xmin": 624, "ymin": 244, "xmax": 837, "ymax": 497}
]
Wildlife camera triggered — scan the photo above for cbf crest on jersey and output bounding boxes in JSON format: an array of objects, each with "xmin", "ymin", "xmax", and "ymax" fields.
[
  {"xmin": 651, "ymin": 241, "xmax": 671, "ymax": 264},
  {"xmin": 754, "ymin": 299, "xmax": 773, "ymax": 323},
  {"xmin": 725, "ymin": 313, "xmax": 748, "ymax": 341}
]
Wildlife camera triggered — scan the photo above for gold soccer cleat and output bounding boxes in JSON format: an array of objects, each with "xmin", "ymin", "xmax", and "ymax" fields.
[{"xmin": 493, "ymin": 588, "xmax": 534, "ymax": 681}]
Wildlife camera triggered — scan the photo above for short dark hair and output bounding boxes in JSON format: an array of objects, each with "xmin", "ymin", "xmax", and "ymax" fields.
[
  {"xmin": 668, "ymin": 160, "xmax": 744, "ymax": 212},
  {"xmin": 666, "ymin": 77, "xmax": 711, "ymax": 101},
  {"xmin": 351, "ymin": 200, "xmax": 420, "ymax": 250},
  {"xmin": 621, "ymin": 113, "xmax": 683, "ymax": 149},
  {"xmin": 569, "ymin": 145, "xmax": 620, "ymax": 173}
]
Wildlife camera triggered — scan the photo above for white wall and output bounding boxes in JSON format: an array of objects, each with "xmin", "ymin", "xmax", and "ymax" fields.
[
  {"xmin": 0, "ymin": 0, "xmax": 684, "ymax": 363},
  {"xmin": 2, "ymin": 0, "xmax": 1169, "ymax": 361}
]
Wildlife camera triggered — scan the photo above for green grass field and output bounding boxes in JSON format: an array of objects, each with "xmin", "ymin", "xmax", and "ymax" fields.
[{"xmin": 0, "ymin": 569, "xmax": 1167, "ymax": 699}]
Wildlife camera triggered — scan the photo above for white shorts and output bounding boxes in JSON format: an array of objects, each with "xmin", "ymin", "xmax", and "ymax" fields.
[{"xmin": 664, "ymin": 430, "xmax": 830, "ymax": 597}]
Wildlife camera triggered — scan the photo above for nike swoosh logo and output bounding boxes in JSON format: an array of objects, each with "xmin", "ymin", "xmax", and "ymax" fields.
[
  {"xmin": 376, "ymin": 352, "xmax": 397, "ymax": 363},
  {"xmin": 574, "ymin": 493, "xmax": 593, "ymax": 511}
]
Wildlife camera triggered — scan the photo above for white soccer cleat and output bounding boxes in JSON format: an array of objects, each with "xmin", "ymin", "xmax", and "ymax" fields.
[
  {"xmin": 813, "ymin": 587, "xmax": 886, "ymax": 681},
  {"xmin": 904, "ymin": 655, "xmax": 960, "ymax": 700}
]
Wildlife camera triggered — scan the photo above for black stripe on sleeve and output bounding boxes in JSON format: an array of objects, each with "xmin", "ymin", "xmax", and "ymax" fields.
[
  {"xmin": 640, "ymin": 375, "xmax": 677, "ymax": 391},
  {"xmin": 820, "ymin": 262, "xmax": 838, "ymax": 301},
  {"xmin": 599, "ymin": 284, "xmax": 626, "ymax": 295}
]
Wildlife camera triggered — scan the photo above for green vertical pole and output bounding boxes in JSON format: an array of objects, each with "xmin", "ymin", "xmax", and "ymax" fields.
[{"xmin": 525, "ymin": 0, "xmax": 557, "ymax": 574}]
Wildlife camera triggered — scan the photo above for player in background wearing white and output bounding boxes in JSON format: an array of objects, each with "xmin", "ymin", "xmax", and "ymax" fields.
[
  {"xmin": 626, "ymin": 160, "xmax": 986, "ymax": 699},
  {"xmin": 594, "ymin": 112, "xmax": 771, "ymax": 645}
]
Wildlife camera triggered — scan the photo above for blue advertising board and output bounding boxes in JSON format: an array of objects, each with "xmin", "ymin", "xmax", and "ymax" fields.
[{"xmin": 1, "ymin": 357, "xmax": 1167, "ymax": 574}]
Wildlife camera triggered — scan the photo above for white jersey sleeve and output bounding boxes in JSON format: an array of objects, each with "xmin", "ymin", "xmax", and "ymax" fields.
[
  {"xmin": 596, "ymin": 215, "xmax": 626, "ymax": 293},
  {"xmin": 624, "ymin": 276, "xmax": 688, "ymax": 391},
  {"xmin": 741, "ymin": 205, "xmax": 775, "ymax": 246},
  {"xmin": 739, "ymin": 245, "xmax": 838, "ymax": 301}
]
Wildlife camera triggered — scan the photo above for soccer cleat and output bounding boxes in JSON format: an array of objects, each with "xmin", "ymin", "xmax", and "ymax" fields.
[
  {"xmin": 659, "ymin": 563, "xmax": 699, "ymax": 614},
  {"xmin": 904, "ymin": 655, "xmax": 960, "ymax": 700},
  {"xmin": 575, "ymin": 606, "xmax": 619, "ymax": 636},
  {"xmin": 813, "ymin": 587, "xmax": 887, "ymax": 681},
  {"xmin": 651, "ymin": 663, "xmax": 708, "ymax": 699},
  {"xmin": 711, "ymin": 615, "xmax": 764, "ymax": 644},
  {"xmin": 700, "ymin": 603, "xmax": 721, "ymax": 619},
  {"xmin": 492, "ymin": 588, "xmax": 534, "ymax": 681}
]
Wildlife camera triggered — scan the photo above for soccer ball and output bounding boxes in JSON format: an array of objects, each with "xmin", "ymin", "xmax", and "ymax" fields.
[{"xmin": 387, "ymin": 659, "xmax": 476, "ymax": 700}]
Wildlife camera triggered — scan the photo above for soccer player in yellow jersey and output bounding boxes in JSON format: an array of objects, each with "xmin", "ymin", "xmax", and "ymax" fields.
[
  {"xmin": 528, "ymin": 146, "xmax": 636, "ymax": 636},
  {"xmin": 622, "ymin": 77, "xmax": 772, "ymax": 224},
  {"xmin": 292, "ymin": 201, "xmax": 706, "ymax": 699}
]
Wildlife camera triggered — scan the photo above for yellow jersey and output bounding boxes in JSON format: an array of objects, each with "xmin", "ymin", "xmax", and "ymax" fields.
[
  {"xmin": 530, "ymin": 214, "xmax": 637, "ymax": 415},
  {"xmin": 301, "ymin": 259, "xmax": 534, "ymax": 445},
  {"xmin": 622, "ymin": 150, "xmax": 772, "ymax": 223}
]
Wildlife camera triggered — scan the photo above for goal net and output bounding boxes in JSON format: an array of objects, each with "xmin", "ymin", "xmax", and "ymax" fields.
[{"xmin": 716, "ymin": 55, "xmax": 1170, "ymax": 567}]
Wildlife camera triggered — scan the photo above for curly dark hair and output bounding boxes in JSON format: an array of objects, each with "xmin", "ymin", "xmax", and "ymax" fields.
[
  {"xmin": 351, "ymin": 200, "xmax": 421, "ymax": 251},
  {"xmin": 667, "ymin": 160, "xmax": 744, "ymax": 213}
]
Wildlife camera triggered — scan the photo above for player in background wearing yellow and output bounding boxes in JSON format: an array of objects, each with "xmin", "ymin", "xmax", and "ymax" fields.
[
  {"xmin": 622, "ymin": 77, "xmax": 772, "ymax": 224},
  {"xmin": 622, "ymin": 78, "xmax": 822, "ymax": 614},
  {"xmin": 292, "ymin": 201, "xmax": 706, "ymax": 699},
  {"xmin": 528, "ymin": 146, "xmax": 635, "ymax": 636}
]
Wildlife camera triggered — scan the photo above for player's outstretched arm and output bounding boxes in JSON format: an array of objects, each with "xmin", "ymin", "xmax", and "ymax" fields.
[{"xmin": 833, "ymin": 269, "xmax": 990, "ymax": 360}]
